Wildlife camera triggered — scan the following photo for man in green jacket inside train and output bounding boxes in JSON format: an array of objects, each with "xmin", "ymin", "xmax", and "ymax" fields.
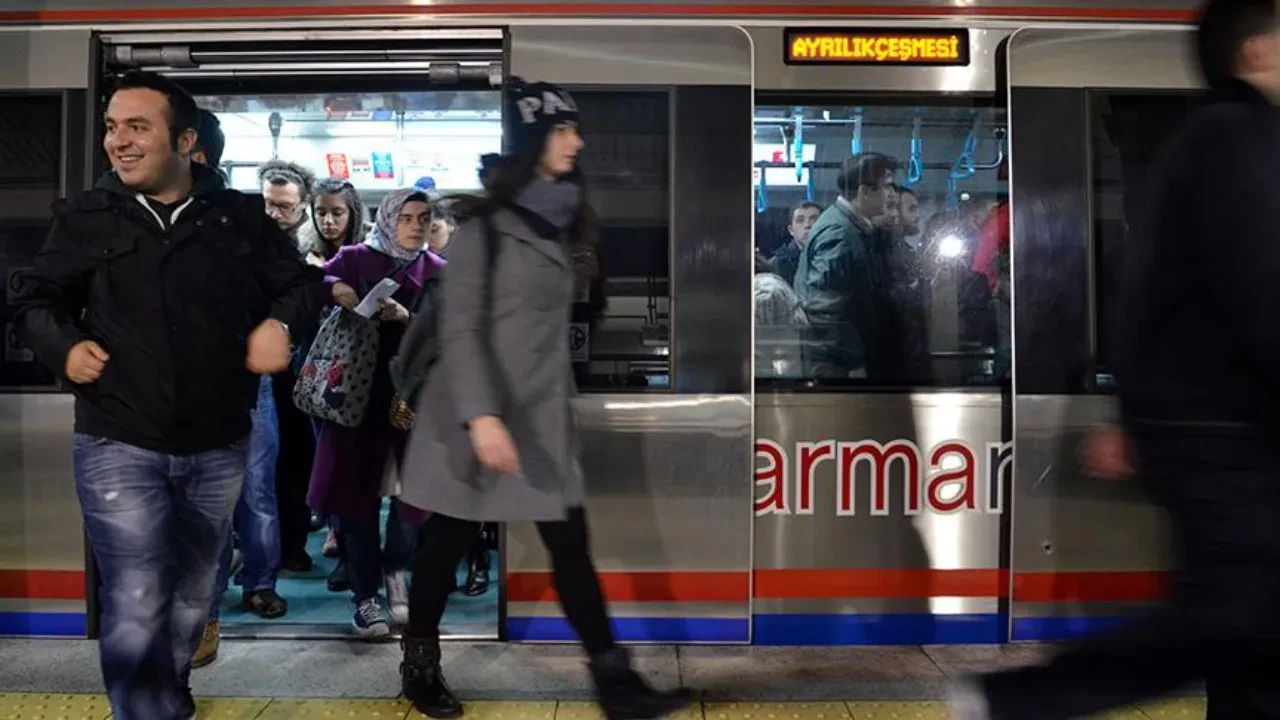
[{"xmin": 792, "ymin": 151, "xmax": 900, "ymax": 381}]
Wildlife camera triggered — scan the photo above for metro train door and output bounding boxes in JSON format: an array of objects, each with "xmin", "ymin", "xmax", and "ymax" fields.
[
  {"xmin": 95, "ymin": 28, "xmax": 507, "ymax": 640},
  {"xmin": 0, "ymin": 28, "xmax": 99, "ymax": 638},
  {"xmin": 505, "ymin": 26, "xmax": 755, "ymax": 643},
  {"xmin": 748, "ymin": 26, "xmax": 1012, "ymax": 646},
  {"xmin": 1004, "ymin": 27, "xmax": 1198, "ymax": 642}
]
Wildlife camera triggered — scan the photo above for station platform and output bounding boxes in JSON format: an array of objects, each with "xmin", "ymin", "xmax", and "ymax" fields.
[{"xmin": 0, "ymin": 640, "xmax": 1205, "ymax": 719}]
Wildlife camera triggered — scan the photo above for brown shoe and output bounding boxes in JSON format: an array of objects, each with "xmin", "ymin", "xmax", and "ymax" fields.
[{"xmin": 191, "ymin": 620, "xmax": 219, "ymax": 669}]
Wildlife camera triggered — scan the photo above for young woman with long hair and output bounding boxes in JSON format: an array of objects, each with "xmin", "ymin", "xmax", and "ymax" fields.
[{"xmin": 396, "ymin": 79, "xmax": 692, "ymax": 720}]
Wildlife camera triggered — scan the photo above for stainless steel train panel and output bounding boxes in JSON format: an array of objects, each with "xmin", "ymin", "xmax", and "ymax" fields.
[
  {"xmin": 0, "ymin": 28, "xmax": 93, "ymax": 89},
  {"xmin": 1006, "ymin": 26, "xmax": 1196, "ymax": 642},
  {"xmin": 506, "ymin": 394, "xmax": 752, "ymax": 643},
  {"xmin": 0, "ymin": 395, "xmax": 84, "ymax": 636},
  {"xmin": 506, "ymin": 25, "xmax": 753, "ymax": 644},
  {"xmin": 754, "ymin": 393, "xmax": 1006, "ymax": 645},
  {"xmin": 0, "ymin": 27, "xmax": 96, "ymax": 638},
  {"xmin": 510, "ymin": 26, "xmax": 751, "ymax": 87}
]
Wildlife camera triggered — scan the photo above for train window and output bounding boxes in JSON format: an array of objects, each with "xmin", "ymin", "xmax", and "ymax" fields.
[
  {"xmin": 1089, "ymin": 92, "xmax": 1197, "ymax": 382},
  {"xmin": 0, "ymin": 94, "xmax": 63, "ymax": 390},
  {"xmin": 571, "ymin": 90, "xmax": 671, "ymax": 392},
  {"xmin": 195, "ymin": 91, "xmax": 503, "ymax": 200},
  {"xmin": 753, "ymin": 102, "xmax": 1008, "ymax": 389},
  {"xmin": 197, "ymin": 88, "xmax": 671, "ymax": 393}
]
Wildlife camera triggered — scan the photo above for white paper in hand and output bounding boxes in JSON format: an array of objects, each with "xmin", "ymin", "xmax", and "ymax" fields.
[{"xmin": 353, "ymin": 278, "xmax": 401, "ymax": 318}]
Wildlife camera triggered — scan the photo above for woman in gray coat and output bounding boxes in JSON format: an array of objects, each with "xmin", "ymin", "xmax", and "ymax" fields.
[{"xmin": 396, "ymin": 79, "xmax": 691, "ymax": 720}]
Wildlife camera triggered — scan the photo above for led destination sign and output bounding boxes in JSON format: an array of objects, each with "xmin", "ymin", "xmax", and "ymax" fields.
[{"xmin": 785, "ymin": 28, "xmax": 970, "ymax": 66}]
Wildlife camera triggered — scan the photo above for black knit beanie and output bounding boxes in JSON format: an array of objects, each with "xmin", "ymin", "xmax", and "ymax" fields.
[{"xmin": 505, "ymin": 76, "xmax": 581, "ymax": 163}]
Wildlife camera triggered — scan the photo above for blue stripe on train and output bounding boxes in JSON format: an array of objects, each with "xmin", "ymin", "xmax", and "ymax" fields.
[
  {"xmin": 507, "ymin": 617, "xmax": 749, "ymax": 643},
  {"xmin": 0, "ymin": 612, "xmax": 86, "ymax": 637},
  {"xmin": 1011, "ymin": 616, "xmax": 1131, "ymax": 641},
  {"xmin": 752, "ymin": 613, "xmax": 1005, "ymax": 645}
]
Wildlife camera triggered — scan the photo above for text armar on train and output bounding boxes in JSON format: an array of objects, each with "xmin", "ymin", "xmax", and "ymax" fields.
[{"xmin": 755, "ymin": 439, "xmax": 1013, "ymax": 517}]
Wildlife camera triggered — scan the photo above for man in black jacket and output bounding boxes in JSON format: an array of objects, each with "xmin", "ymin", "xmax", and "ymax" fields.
[
  {"xmin": 13, "ymin": 71, "xmax": 324, "ymax": 720},
  {"xmin": 951, "ymin": 1, "xmax": 1280, "ymax": 718}
]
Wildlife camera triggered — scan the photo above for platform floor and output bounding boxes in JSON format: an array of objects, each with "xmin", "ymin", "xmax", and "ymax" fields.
[
  {"xmin": 0, "ymin": 640, "xmax": 1205, "ymax": 718},
  {"xmin": 0, "ymin": 695, "xmax": 1209, "ymax": 719}
]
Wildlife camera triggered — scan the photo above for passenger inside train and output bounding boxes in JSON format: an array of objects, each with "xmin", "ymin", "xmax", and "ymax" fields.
[
  {"xmin": 182, "ymin": 88, "xmax": 506, "ymax": 649},
  {"xmin": 752, "ymin": 104, "xmax": 1010, "ymax": 389}
]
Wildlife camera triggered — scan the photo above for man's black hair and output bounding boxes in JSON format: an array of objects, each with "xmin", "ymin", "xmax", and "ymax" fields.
[
  {"xmin": 790, "ymin": 201, "xmax": 822, "ymax": 220},
  {"xmin": 895, "ymin": 184, "xmax": 918, "ymax": 198},
  {"xmin": 193, "ymin": 109, "xmax": 225, "ymax": 169},
  {"xmin": 837, "ymin": 152, "xmax": 898, "ymax": 197},
  {"xmin": 1197, "ymin": 0, "xmax": 1278, "ymax": 88},
  {"xmin": 112, "ymin": 70, "xmax": 201, "ymax": 150}
]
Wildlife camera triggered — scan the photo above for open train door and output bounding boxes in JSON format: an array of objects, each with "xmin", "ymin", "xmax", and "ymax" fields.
[
  {"xmin": 0, "ymin": 27, "xmax": 100, "ymax": 639},
  {"xmin": 94, "ymin": 27, "xmax": 507, "ymax": 641},
  {"xmin": 1005, "ymin": 26, "xmax": 1199, "ymax": 642}
]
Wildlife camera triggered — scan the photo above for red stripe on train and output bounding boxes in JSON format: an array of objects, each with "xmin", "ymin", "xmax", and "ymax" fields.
[
  {"xmin": 0, "ymin": 568, "xmax": 1171, "ymax": 603},
  {"xmin": 507, "ymin": 571, "xmax": 751, "ymax": 603},
  {"xmin": 0, "ymin": 4, "xmax": 1199, "ymax": 24},
  {"xmin": 754, "ymin": 568, "xmax": 1007, "ymax": 599},
  {"xmin": 0, "ymin": 570, "xmax": 86, "ymax": 601},
  {"xmin": 1012, "ymin": 571, "xmax": 1170, "ymax": 603}
]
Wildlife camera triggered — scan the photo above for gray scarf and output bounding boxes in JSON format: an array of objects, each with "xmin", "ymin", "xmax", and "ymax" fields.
[
  {"xmin": 365, "ymin": 188, "xmax": 425, "ymax": 262},
  {"xmin": 513, "ymin": 177, "xmax": 582, "ymax": 232}
]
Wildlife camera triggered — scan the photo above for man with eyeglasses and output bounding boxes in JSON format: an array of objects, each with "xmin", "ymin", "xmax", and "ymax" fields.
[{"xmin": 259, "ymin": 159, "xmax": 316, "ymax": 242}]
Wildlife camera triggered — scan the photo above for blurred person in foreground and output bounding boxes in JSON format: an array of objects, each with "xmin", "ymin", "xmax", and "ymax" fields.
[{"xmin": 951, "ymin": 0, "xmax": 1280, "ymax": 717}]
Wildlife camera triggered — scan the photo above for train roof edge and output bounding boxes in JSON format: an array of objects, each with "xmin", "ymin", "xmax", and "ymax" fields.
[{"xmin": 0, "ymin": 1, "xmax": 1201, "ymax": 27}]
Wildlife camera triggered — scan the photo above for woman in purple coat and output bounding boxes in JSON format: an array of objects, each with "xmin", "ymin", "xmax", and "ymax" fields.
[{"xmin": 307, "ymin": 188, "xmax": 443, "ymax": 638}]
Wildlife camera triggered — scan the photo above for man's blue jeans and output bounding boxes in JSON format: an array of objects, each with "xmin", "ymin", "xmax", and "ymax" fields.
[
  {"xmin": 74, "ymin": 432, "xmax": 246, "ymax": 720},
  {"xmin": 211, "ymin": 376, "xmax": 281, "ymax": 615}
]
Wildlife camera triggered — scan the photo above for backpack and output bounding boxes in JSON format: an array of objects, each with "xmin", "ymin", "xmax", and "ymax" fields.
[{"xmin": 388, "ymin": 212, "xmax": 499, "ymax": 428}]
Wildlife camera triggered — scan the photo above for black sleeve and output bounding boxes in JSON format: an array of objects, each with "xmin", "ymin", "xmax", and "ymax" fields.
[
  {"xmin": 247, "ymin": 199, "xmax": 327, "ymax": 342},
  {"xmin": 1197, "ymin": 108, "xmax": 1280, "ymax": 383},
  {"xmin": 12, "ymin": 214, "xmax": 94, "ymax": 382}
]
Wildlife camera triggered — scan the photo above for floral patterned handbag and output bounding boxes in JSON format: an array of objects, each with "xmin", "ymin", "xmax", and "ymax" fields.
[{"xmin": 292, "ymin": 306, "xmax": 381, "ymax": 428}]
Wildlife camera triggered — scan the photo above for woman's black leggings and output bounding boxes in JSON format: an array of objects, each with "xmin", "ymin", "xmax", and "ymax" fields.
[{"xmin": 407, "ymin": 506, "xmax": 616, "ymax": 655}]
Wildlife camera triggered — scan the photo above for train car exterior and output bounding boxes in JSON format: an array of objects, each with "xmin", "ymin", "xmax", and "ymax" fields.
[{"xmin": 0, "ymin": 0, "xmax": 1198, "ymax": 645}]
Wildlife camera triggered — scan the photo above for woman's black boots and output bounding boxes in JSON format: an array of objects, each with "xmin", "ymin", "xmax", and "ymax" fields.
[
  {"xmin": 401, "ymin": 634, "xmax": 462, "ymax": 719},
  {"xmin": 588, "ymin": 647, "xmax": 693, "ymax": 720}
]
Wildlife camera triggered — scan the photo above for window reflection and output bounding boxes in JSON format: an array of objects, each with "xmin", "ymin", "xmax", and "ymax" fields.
[
  {"xmin": 753, "ymin": 103, "xmax": 1009, "ymax": 388},
  {"xmin": 1090, "ymin": 93, "xmax": 1196, "ymax": 383}
]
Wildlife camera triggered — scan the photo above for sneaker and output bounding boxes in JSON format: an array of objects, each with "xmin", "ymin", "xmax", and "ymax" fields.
[
  {"xmin": 946, "ymin": 678, "xmax": 991, "ymax": 720},
  {"xmin": 242, "ymin": 589, "xmax": 288, "ymax": 619},
  {"xmin": 353, "ymin": 597, "xmax": 391, "ymax": 639},
  {"xmin": 386, "ymin": 571, "xmax": 410, "ymax": 625},
  {"xmin": 190, "ymin": 620, "xmax": 219, "ymax": 668}
]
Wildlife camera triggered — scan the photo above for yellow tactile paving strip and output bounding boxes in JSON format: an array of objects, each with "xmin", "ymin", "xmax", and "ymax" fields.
[{"xmin": 0, "ymin": 694, "xmax": 1209, "ymax": 720}]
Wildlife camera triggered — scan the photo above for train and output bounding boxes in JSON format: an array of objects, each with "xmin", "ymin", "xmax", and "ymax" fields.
[{"xmin": 0, "ymin": 0, "xmax": 1200, "ymax": 645}]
